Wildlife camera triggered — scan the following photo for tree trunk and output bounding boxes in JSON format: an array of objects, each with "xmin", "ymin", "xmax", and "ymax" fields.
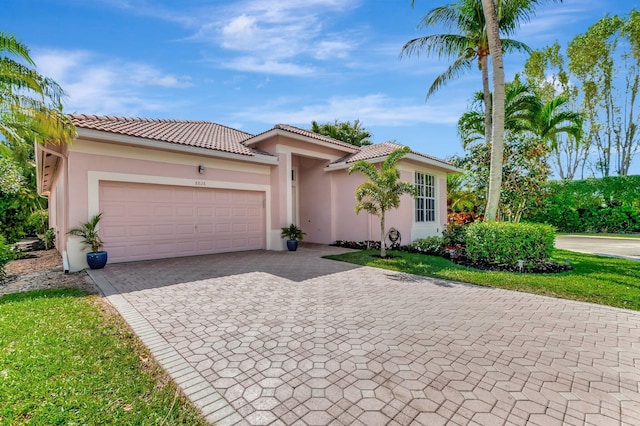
[
  {"xmin": 480, "ymin": 54, "xmax": 492, "ymax": 148},
  {"xmin": 482, "ymin": 0, "xmax": 505, "ymax": 222},
  {"xmin": 380, "ymin": 212, "xmax": 386, "ymax": 258}
]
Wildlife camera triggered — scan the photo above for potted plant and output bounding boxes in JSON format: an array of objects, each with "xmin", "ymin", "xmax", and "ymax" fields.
[
  {"xmin": 280, "ymin": 223, "xmax": 305, "ymax": 251},
  {"xmin": 67, "ymin": 213, "xmax": 108, "ymax": 269}
]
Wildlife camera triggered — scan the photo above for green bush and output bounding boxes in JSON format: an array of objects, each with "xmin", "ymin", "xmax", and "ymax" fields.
[
  {"xmin": 0, "ymin": 236, "xmax": 19, "ymax": 279},
  {"xmin": 465, "ymin": 222, "xmax": 556, "ymax": 266},
  {"xmin": 27, "ymin": 209, "xmax": 49, "ymax": 235},
  {"xmin": 409, "ymin": 236, "xmax": 445, "ymax": 255},
  {"xmin": 526, "ymin": 176, "xmax": 640, "ymax": 233},
  {"xmin": 442, "ymin": 222, "xmax": 467, "ymax": 247}
]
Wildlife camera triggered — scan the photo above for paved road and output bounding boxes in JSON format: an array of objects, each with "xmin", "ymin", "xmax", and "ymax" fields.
[
  {"xmin": 88, "ymin": 246, "xmax": 640, "ymax": 425},
  {"xmin": 556, "ymin": 235, "xmax": 640, "ymax": 261}
]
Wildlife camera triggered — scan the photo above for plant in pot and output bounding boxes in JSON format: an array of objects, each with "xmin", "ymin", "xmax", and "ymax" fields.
[
  {"xmin": 280, "ymin": 223, "xmax": 305, "ymax": 251},
  {"xmin": 67, "ymin": 213, "xmax": 108, "ymax": 269}
]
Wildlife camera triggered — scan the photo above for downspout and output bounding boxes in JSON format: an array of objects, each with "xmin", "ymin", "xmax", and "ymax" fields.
[{"xmin": 37, "ymin": 144, "xmax": 70, "ymax": 273}]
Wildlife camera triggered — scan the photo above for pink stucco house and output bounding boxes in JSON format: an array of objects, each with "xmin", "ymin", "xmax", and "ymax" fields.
[{"xmin": 36, "ymin": 115, "xmax": 459, "ymax": 271}]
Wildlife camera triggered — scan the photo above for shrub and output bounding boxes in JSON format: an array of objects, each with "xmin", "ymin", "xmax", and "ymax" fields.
[
  {"xmin": 0, "ymin": 236, "xmax": 20, "ymax": 279},
  {"xmin": 43, "ymin": 228, "xmax": 56, "ymax": 250},
  {"xmin": 27, "ymin": 209, "xmax": 49, "ymax": 235},
  {"xmin": 526, "ymin": 176, "xmax": 640, "ymax": 233},
  {"xmin": 408, "ymin": 236, "xmax": 445, "ymax": 256},
  {"xmin": 442, "ymin": 222, "xmax": 467, "ymax": 247},
  {"xmin": 465, "ymin": 222, "xmax": 555, "ymax": 267}
]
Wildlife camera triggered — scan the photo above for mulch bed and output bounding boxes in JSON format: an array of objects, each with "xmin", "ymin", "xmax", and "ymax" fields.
[{"xmin": 451, "ymin": 257, "xmax": 570, "ymax": 274}]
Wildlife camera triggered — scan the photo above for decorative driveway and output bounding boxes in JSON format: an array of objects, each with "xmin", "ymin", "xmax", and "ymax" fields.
[{"xmin": 88, "ymin": 246, "xmax": 640, "ymax": 426}]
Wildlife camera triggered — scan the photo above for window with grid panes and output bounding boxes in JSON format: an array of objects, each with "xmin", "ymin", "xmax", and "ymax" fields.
[{"xmin": 415, "ymin": 172, "xmax": 435, "ymax": 222}]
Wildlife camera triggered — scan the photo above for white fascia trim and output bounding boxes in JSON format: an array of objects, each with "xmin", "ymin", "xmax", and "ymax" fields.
[
  {"xmin": 87, "ymin": 171, "xmax": 273, "ymax": 250},
  {"xmin": 245, "ymin": 129, "xmax": 358, "ymax": 154},
  {"xmin": 77, "ymin": 128, "xmax": 279, "ymax": 165},
  {"xmin": 325, "ymin": 153, "xmax": 461, "ymax": 173}
]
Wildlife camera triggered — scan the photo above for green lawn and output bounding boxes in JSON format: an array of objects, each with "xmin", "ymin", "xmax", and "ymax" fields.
[
  {"xmin": 326, "ymin": 249, "xmax": 640, "ymax": 311},
  {"xmin": 0, "ymin": 288, "xmax": 207, "ymax": 426}
]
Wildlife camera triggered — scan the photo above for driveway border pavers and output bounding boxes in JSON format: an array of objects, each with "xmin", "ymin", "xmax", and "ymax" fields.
[{"xmin": 88, "ymin": 269, "xmax": 247, "ymax": 425}]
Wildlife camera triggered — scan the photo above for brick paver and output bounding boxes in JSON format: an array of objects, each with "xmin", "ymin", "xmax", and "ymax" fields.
[{"xmin": 89, "ymin": 246, "xmax": 640, "ymax": 425}]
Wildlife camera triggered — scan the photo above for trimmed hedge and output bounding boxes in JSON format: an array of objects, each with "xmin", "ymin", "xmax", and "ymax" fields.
[
  {"xmin": 526, "ymin": 176, "xmax": 640, "ymax": 233},
  {"xmin": 465, "ymin": 222, "xmax": 556, "ymax": 266}
]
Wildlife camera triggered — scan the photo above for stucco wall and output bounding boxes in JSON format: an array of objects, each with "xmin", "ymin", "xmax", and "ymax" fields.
[{"xmin": 62, "ymin": 139, "xmax": 272, "ymax": 270}]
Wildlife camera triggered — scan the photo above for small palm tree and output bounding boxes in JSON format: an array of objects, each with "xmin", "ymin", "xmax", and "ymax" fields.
[
  {"xmin": 348, "ymin": 146, "xmax": 415, "ymax": 258},
  {"xmin": 458, "ymin": 81, "xmax": 583, "ymax": 149},
  {"xmin": 67, "ymin": 213, "xmax": 104, "ymax": 253}
]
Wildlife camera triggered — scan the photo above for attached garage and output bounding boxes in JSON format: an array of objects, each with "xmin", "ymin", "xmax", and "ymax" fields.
[{"xmin": 99, "ymin": 181, "xmax": 265, "ymax": 263}]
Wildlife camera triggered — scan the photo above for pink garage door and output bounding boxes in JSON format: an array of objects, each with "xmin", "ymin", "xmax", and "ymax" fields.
[{"xmin": 99, "ymin": 182, "xmax": 265, "ymax": 263}]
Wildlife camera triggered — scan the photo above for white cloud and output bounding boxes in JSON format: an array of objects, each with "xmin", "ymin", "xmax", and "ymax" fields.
[
  {"xmin": 188, "ymin": 0, "xmax": 361, "ymax": 75},
  {"xmin": 221, "ymin": 58, "xmax": 315, "ymax": 76},
  {"xmin": 32, "ymin": 49, "xmax": 192, "ymax": 116},
  {"xmin": 233, "ymin": 94, "xmax": 464, "ymax": 126}
]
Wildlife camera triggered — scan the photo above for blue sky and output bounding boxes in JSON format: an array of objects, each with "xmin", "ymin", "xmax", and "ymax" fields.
[{"xmin": 5, "ymin": 0, "xmax": 640, "ymax": 175}]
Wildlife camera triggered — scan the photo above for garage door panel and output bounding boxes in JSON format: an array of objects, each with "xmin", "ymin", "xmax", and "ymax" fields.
[
  {"xmin": 215, "ymin": 241, "xmax": 231, "ymax": 251},
  {"xmin": 155, "ymin": 224, "xmax": 176, "ymax": 235},
  {"xmin": 155, "ymin": 206, "xmax": 173, "ymax": 216},
  {"xmin": 198, "ymin": 224, "xmax": 213, "ymax": 234},
  {"xmin": 99, "ymin": 182, "xmax": 265, "ymax": 263},
  {"xmin": 130, "ymin": 224, "xmax": 153, "ymax": 236}
]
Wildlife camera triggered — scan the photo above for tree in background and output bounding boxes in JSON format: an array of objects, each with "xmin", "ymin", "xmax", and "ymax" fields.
[
  {"xmin": 0, "ymin": 32, "xmax": 75, "ymax": 241},
  {"xmin": 567, "ymin": 12, "xmax": 640, "ymax": 176},
  {"xmin": 310, "ymin": 119, "xmax": 373, "ymax": 146},
  {"xmin": 348, "ymin": 146, "xmax": 414, "ymax": 258},
  {"xmin": 525, "ymin": 42, "xmax": 589, "ymax": 179},
  {"xmin": 457, "ymin": 79, "xmax": 580, "ymax": 221}
]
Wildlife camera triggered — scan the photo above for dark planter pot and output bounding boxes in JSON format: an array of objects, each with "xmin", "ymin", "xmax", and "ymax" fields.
[
  {"xmin": 286, "ymin": 240, "xmax": 299, "ymax": 251},
  {"xmin": 87, "ymin": 251, "xmax": 108, "ymax": 269}
]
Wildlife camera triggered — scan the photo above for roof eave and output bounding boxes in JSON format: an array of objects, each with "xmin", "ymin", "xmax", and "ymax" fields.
[
  {"xmin": 76, "ymin": 128, "xmax": 279, "ymax": 165},
  {"xmin": 243, "ymin": 128, "xmax": 359, "ymax": 154},
  {"xmin": 325, "ymin": 153, "xmax": 461, "ymax": 173}
]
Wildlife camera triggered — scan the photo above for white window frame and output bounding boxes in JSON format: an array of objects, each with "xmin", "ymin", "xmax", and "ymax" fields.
[{"xmin": 415, "ymin": 172, "xmax": 436, "ymax": 222}]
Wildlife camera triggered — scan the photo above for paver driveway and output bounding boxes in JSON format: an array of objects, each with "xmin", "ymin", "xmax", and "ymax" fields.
[{"xmin": 88, "ymin": 246, "xmax": 640, "ymax": 426}]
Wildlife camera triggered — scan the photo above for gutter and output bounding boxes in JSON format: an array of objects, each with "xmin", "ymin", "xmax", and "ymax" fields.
[{"xmin": 36, "ymin": 144, "xmax": 70, "ymax": 254}]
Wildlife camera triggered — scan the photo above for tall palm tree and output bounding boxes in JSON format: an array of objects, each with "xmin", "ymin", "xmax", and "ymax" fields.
[
  {"xmin": 480, "ymin": 0, "xmax": 563, "ymax": 220},
  {"xmin": 348, "ymin": 146, "xmax": 415, "ymax": 258},
  {"xmin": 0, "ymin": 32, "xmax": 74, "ymax": 146},
  {"xmin": 401, "ymin": 0, "xmax": 531, "ymax": 148}
]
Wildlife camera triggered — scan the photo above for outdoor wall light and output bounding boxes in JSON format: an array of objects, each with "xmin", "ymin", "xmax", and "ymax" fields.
[{"xmin": 198, "ymin": 165, "xmax": 205, "ymax": 174}]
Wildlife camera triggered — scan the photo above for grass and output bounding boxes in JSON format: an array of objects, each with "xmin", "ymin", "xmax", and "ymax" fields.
[
  {"xmin": 0, "ymin": 288, "xmax": 208, "ymax": 426},
  {"xmin": 326, "ymin": 249, "xmax": 640, "ymax": 311}
]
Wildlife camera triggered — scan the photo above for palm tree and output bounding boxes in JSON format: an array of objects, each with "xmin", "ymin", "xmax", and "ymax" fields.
[
  {"xmin": 0, "ymin": 32, "xmax": 74, "ymax": 146},
  {"xmin": 480, "ymin": 0, "xmax": 563, "ymax": 220},
  {"xmin": 401, "ymin": 0, "xmax": 531, "ymax": 148},
  {"xmin": 347, "ymin": 146, "xmax": 415, "ymax": 258},
  {"xmin": 458, "ymin": 81, "xmax": 582, "ymax": 151}
]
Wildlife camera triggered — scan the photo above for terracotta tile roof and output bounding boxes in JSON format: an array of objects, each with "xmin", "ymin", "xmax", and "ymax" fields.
[
  {"xmin": 334, "ymin": 141, "xmax": 454, "ymax": 166},
  {"xmin": 243, "ymin": 124, "xmax": 358, "ymax": 152},
  {"xmin": 70, "ymin": 114, "xmax": 261, "ymax": 156}
]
